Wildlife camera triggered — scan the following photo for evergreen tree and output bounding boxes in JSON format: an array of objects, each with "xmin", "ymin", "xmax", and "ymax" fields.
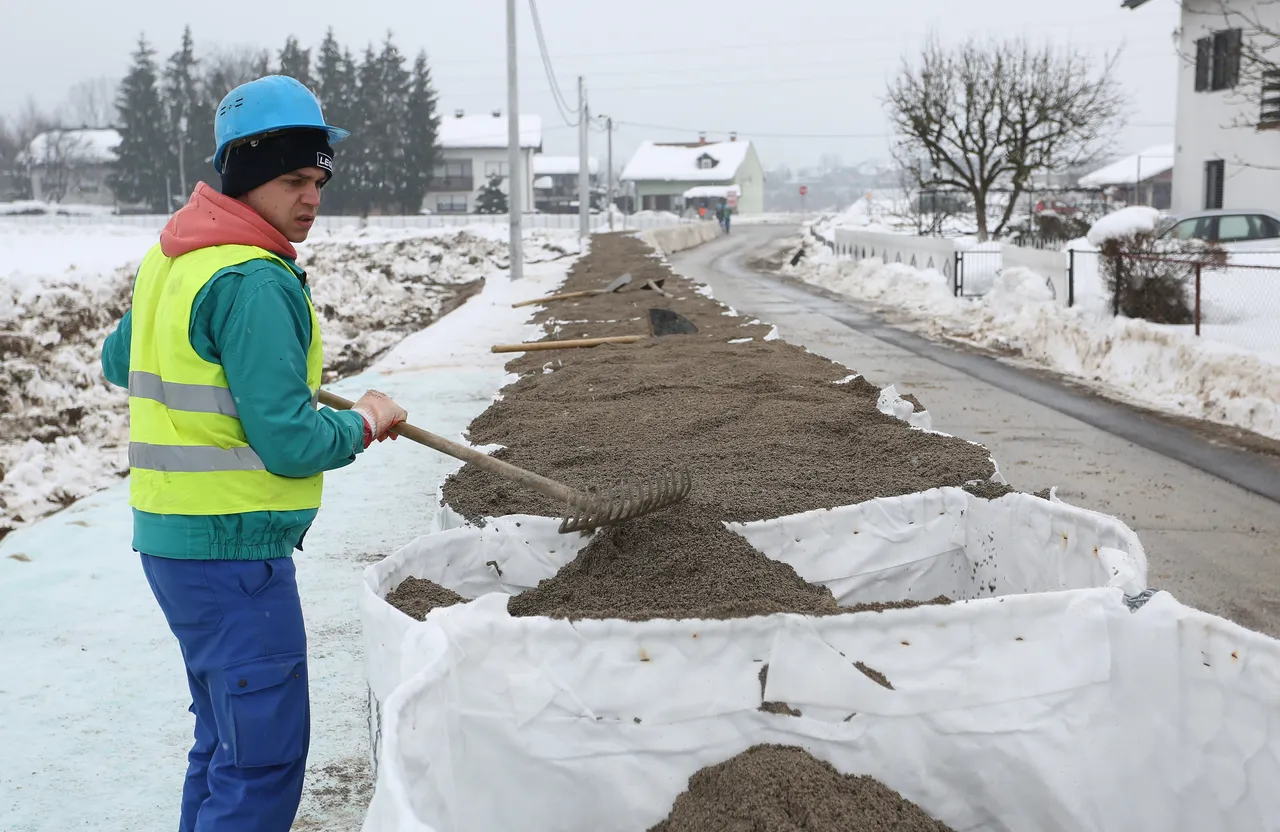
[
  {"xmin": 111, "ymin": 35, "xmax": 172, "ymax": 211},
  {"xmin": 348, "ymin": 44, "xmax": 382, "ymax": 214},
  {"xmin": 163, "ymin": 26, "xmax": 208, "ymax": 198},
  {"xmin": 401, "ymin": 50, "xmax": 440, "ymax": 215},
  {"xmin": 278, "ymin": 36, "xmax": 312, "ymax": 89},
  {"xmin": 369, "ymin": 34, "xmax": 410, "ymax": 214},
  {"xmin": 474, "ymin": 173, "xmax": 507, "ymax": 214},
  {"xmin": 314, "ymin": 31, "xmax": 358, "ymax": 213}
]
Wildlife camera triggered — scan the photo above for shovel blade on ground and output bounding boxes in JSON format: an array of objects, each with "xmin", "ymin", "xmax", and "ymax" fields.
[
  {"xmin": 648, "ymin": 308, "xmax": 698, "ymax": 336},
  {"xmin": 604, "ymin": 273, "xmax": 633, "ymax": 293}
]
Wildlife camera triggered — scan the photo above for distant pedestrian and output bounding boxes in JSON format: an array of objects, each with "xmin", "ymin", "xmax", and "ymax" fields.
[
  {"xmin": 698, "ymin": 204, "xmax": 707, "ymax": 220},
  {"xmin": 720, "ymin": 199, "xmax": 731, "ymax": 234}
]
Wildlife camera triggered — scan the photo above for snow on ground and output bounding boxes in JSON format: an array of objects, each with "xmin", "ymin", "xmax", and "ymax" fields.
[
  {"xmin": 0, "ymin": 200, "xmax": 118, "ymax": 216},
  {"xmin": 0, "ymin": 220, "xmax": 579, "ymax": 539},
  {"xmin": 787, "ymin": 230, "xmax": 1280, "ymax": 441},
  {"xmin": 0, "ymin": 254, "xmax": 574, "ymax": 832}
]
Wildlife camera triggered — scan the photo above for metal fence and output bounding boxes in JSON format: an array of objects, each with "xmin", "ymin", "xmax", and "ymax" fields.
[
  {"xmin": 1109, "ymin": 252, "xmax": 1280, "ymax": 358},
  {"xmin": 822, "ymin": 227, "xmax": 1280, "ymax": 360}
]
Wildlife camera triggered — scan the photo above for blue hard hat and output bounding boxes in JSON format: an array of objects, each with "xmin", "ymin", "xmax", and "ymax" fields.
[{"xmin": 213, "ymin": 75, "xmax": 350, "ymax": 173}]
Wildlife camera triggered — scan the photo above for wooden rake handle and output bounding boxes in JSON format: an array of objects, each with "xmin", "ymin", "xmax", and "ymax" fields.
[
  {"xmin": 317, "ymin": 389, "xmax": 579, "ymax": 508},
  {"xmin": 491, "ymin": 335, "xmax": 645, "ymax": 353},
  {"xmin": 511, "ymin": 289, "xmax": 599, "ymax": 309}
]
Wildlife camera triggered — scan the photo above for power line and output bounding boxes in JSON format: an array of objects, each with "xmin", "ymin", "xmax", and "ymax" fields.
[
  {"xmin": 527, "ymin": 0, "xmax": 580, "ymax": 126},
  {"xmin": 439, "ymin": 16, "xmax": 1133, "ymax": 66},
  {"xmin": 614, "ymin": 120, "xmax": 893, "ymax": 140},
  {"xmin": 611, "ymin": 119, "xmax": 1174, "ymax": 141}
]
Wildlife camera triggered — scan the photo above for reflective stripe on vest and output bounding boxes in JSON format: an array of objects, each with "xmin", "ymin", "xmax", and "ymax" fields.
[
  {"xmin": 127, "ymin": 243, "xmax": 326, "ymax": 516},
  {"xmin": 128, "ymin": 371, "xmax": 240, "ymax": 417},
  {"xmin": 129, "ymin": 442, "xmax": 266, "ymax": 473}
]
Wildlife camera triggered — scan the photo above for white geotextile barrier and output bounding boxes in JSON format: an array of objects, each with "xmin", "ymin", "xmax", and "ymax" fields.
[
  {"xmin": 364, "ymin": 587, "xmax": 1280, "ymax": 832},
  {"xmin": 360, "ymin": 487, "xmax": 1147, "ymax": 772}
]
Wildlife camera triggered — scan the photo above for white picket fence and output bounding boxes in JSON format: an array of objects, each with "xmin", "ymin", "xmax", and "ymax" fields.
[{"xmin": 829, "ymin": 227, "xmax": 1086, "ymax": 306}]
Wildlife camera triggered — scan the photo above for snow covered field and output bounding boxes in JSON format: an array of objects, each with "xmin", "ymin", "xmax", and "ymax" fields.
[
  {"xmin": 0, "ymin": 220, "xmax": 579, "ymax": 539},
  {"xmin": 786, "ymin": 229, "xmax": 1280, "ymax": 441},
  {"xmin": 0, "ymin": 249, "xmax": 575, "ymax": 832}
]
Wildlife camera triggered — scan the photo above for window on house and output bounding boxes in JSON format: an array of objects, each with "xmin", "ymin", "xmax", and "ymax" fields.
[
  {"xmin": 484, "ymin": 161, "xmax": 508, "ymax": 179},
  {"xmin": 436, "ymin": 194, "xmax": 468, "ymax": 213},
  {"xmin": 696, "ymin": 154, "xmax": 717, "ymax": 170},
  {"xmin": 430, "ymin": 159, "xmax": 473, "ymax": 190},
  {"xmin": 1195, "ymin": 28, "xmax": 1242, "ymax": 92},
  {"xmin": 1204, "ymin": 159, "xmax": 1225, "ymax": 210},
  {"xmin": 1261, "ymin": 69, "xmax": 1280, "ymax": 126}
]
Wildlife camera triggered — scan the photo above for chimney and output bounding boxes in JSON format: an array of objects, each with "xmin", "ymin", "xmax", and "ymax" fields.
[
  {"xmin": 454, "ymin": 109, "xmax": 465, "ymax": 118},
  {"xmin": 492, "ymin": 109, "xmax": 502, "ymax": 117},
  {"xmin": 698, "ymin": 132, "xmax": 707, "ymax": 145},
  {"xmin": 730, "ymin": 132, "xmax": 737, "ymax": 142}
]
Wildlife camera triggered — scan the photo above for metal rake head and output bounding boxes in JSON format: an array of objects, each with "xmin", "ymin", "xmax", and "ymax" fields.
[{"xmin": 558, "ymin": 468, "xmax": 693, "ymax": 534}]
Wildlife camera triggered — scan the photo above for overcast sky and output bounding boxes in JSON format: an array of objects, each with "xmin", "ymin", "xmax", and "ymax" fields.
[{"xmin": 3, "ymin": 0, "xmax": 1181, "ymax": 171}]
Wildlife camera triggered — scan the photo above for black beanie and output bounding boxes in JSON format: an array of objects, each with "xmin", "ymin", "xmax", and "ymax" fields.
[{"xmin": 220, "ymin": 129, "xmax": 335, "ymax": 198}]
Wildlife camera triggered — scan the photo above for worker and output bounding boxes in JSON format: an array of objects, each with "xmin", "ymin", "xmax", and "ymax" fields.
[{"xmin": 99, "ymin": 75, "xmax": 408, "ymax": 832}]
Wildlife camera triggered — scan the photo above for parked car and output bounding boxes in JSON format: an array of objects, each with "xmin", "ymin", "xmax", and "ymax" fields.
[{"xmin": 1160, "ymin": 208, "xmax": 1280, "ymax": 252}]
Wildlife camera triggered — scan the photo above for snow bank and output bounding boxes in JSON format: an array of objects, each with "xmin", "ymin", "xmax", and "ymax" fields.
[
  {"xmin": 0, "ymin": 222, "xmax": 577, "ymax": 536},
  {"xmin": 638, "ymin": 220, "xmax": 722, "ymax": 256},
  {"xmin": 789, "ymin": 237, "xmax": 1280, "ymax": 441},
  {"xmin": 1086, "ymin": 206, "xmax": 1162, "ymax": 247}
]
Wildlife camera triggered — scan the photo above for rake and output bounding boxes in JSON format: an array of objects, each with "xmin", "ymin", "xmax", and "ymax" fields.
[{"xmin": 318, "ymin": 390, "xmax": 692, "ymax": 533}]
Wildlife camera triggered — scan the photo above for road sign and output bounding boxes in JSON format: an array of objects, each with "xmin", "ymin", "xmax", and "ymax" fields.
[{"xmin": 799, "ymin": 185, "xmax": 808, "ymax": 196}]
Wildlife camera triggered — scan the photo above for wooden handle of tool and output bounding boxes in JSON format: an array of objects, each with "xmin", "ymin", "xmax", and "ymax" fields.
[
  {"xmin": 490, "ymin": 335, "xmax": 645, "ymax": 353},
  {"xmin": 511, "ymin": 290, "xmax": 597, "ymax": 308},
  {"xmin": 317, "ymin": 389, "xmax": 578, "ymax": 506}
]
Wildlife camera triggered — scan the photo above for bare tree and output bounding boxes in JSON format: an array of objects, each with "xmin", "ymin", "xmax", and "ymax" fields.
[
  {"xmin": 885, "ymin": 36, "xmax": 1127, "ymax": 241},
  {"xmin": 29, "ymin": 129, "xmax": 92, "ymax": 203},
  {"xmin": 63, "ymin": 77, "xmax": 120, "ymax": 128},
  {"xmin": 0, "ymin": 102, "xmax": 57, "ymax": 200}
]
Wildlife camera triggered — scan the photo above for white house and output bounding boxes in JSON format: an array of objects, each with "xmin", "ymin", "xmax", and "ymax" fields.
[
  {"xmin": 531, "ymin": 155, "xmax": 599, "ymax": 213},
  {"xmin": 427, "ymin": 110, "xmax": 542, "ymax": 214},
  {"xmin": 620, "ymin": 136, "xmax": 764, "ymax": 215},
  {"xmin": 1125, "ymin": 0, "xmax": 1280, "ymax": 215},
  {"xmin": 24, "ymin": 128, "xmax": 120, "ymax": 206}
]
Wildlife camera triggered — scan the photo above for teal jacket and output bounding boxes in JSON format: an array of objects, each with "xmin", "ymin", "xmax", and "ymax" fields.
[{"xmin": 101, "ymin": 254, "xmax": 368, "ymax": 561}]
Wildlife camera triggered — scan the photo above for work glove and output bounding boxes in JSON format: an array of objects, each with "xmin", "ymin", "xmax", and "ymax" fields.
[{"xmin": 351, "ymin": 389, "xmax": 408, "ymax": 448}]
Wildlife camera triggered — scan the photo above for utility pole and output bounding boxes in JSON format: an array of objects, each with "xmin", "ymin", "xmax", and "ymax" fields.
[
  {"xmin": 506, "ymin": 0, "xmax": 524, "ymax": 280},
  {"xmin": 606, "ymin": 115, "xmax": 614, "ymax": 232},
  {"xmin": 178, "ymin": 113, "xmax": 188, "ymax": 199},
  {"xmin": 578, "ymin": 76, "xmax": 590, "ymax": 240}
]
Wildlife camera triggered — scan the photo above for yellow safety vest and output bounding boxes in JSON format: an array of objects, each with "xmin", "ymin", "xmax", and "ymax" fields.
[{"xmin": 127, "ymin": 243, "xmax": 326, "ymax": 515}]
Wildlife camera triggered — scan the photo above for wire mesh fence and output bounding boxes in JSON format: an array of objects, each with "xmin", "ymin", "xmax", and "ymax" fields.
[{"xmin": 1110, "ymin": 251, "xmax": 1280, "ymax": 359}]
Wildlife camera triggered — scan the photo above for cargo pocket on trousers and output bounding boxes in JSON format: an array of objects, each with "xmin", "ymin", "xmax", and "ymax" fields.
[{"xmin": 223, "ymin": 652, "xmax": 308, "ymax": 768}]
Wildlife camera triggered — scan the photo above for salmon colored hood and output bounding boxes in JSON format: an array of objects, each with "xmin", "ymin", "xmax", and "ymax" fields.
[{"xmin": 160, "ymin": 182, "xmax": 298, "ymax": 260}]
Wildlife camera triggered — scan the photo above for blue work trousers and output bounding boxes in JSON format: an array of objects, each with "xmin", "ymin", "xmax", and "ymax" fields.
[{"xmin": 140, "ymin": 554, "xmax": 310, "ymax": 832}]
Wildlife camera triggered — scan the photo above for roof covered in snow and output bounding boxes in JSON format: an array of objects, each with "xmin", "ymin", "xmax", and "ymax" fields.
[
  {"xmin": 533, "ymin": 155, "xmax": 599, "ymax": 176},
  {"xmin": 24, "ymin": 129, "xmax": 120, "ymax": 165},
  {"xmin": 438, "ymin": 113, "xmax": 542, "ymax": 150},
  {"xmin": 683, "ymin": 185, "xmax": 740, "ymax": 199},
  {"xmin": 1079, "ymin": 145, "xmax": 1174, "ymax": 188},
  {"xmin": 621, "ymin": 140, "xmax": 753, "ymax": 183}
]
